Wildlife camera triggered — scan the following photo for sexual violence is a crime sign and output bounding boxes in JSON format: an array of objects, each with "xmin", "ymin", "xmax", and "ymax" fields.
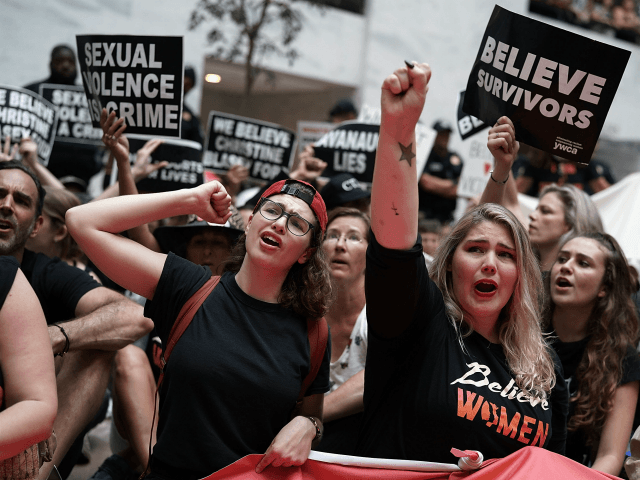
[
  {"xmin": 0, "ymin": 85, "xmax": 58, "ymax": 164},
  {"xmin": 463, "ymin": 5, "xmax": 630, "ymax": 164},
  {"xmin": 76, "ymin": 34, "xmax": 183, "ymax": 138},
  {"xmin": 39, "ymin": 84, "xmax": 103, "ymax": 145},
  {"xmin": 203, "ymin": 112, "xmax": 295, "ymax": 182}
]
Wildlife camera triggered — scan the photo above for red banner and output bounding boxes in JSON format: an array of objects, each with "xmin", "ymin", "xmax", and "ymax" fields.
[{"xmin": 204, "ymin": 447, "xmax": 620, "ymax": 480}]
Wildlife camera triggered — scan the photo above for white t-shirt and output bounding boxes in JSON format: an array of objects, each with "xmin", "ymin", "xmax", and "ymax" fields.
[{"xmin": 329, "ymin": 306, "xmax": 368, "ymax": 392}]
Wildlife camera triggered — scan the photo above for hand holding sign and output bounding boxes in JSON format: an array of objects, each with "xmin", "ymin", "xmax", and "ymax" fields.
[
  {"xmin": 487, "ymin": 117, "xmax": 519, "ymax": 186},
  {"xmin": 132, "ymin": 138, "xmax": 167, "ymax": 182},
  {"xmin": 290, "ymin": 144, "xmax": 327, "ymax": 183},
  {"xmin": 0, "ymin": 135, "xmax": 18, "ymax": 162},
  {"xmin": 101, "ymin": 108, "xmax": 129, "ymax": 164}
]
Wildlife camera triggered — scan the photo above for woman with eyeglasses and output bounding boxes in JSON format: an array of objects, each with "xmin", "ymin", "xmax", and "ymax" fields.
[
  {"xmin": 66, "ymin": 110, "xmax": 333, "ymax": 479},
  {"xmin": 314, "ymin": 207, "xmax": 370, "ymax": 455}
]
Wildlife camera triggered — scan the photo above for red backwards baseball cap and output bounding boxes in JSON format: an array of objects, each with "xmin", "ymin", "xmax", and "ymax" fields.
[{"xmin": 255, "ymin": 179, "xmax": 328, "ymax": 234}]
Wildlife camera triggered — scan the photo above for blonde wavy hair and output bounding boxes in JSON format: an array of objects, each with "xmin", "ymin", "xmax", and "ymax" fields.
[{"xmin": 429, "ymin": 203, "xmax": 556, "ymax": 399}]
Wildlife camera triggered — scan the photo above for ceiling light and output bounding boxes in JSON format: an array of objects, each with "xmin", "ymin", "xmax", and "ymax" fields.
[{"xmin": 205, "ymin": 74, "xmax": 221, "ymax": 84}]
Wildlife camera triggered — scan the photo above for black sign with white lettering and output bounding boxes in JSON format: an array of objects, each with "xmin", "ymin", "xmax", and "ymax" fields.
[
  {"xmin": 457, "ymin": 91, "xmax": 487, "ymax": 141},
  {"xmin": 313, "ymin": 122, "xmax": 379, "ymax": 186},
  {"xmin": 0, "ymin": 85, "xmax": 58, "ymax": 164},
  {"xmin": 39, "ymin": 84, "xmax": 103, "ymax": 145},
  {"xmin": 203, "ymin": 111, "xmax": 295, "ymax": 182},
  {"xmin": 76, "ymin": 35, "xmax": 183, "ymax": 138},
  {"xmin": 463, "ymin": 5, "xmax": 630, "ymax": 164},
  {"xmin": 127, "ymin": 136, "xmax": 203, "ymax": 192}
]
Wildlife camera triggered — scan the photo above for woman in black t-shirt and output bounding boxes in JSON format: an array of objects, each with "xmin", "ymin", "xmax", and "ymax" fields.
[
  {"xmin": 545, "ymin": 232, "xmax": 640, "ymax": 475},
  {"xmin": 66, "ymin": 110, "xmax": 333, "ymax": 479},
  {"xmin": 356, "ymin": 62, "xmax": 565, "ymax": 463}
]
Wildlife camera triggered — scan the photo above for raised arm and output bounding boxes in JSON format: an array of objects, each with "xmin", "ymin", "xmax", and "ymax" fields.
[
  {"xmin": 371, "ymin": 61, "xmax": 431, "ymax": 250},
  {"xmin": 66, "ymin": 180, "xmax": 232, "ymax": 300},
  {"xmin": 0, "ymin": 269, "xmax": 57, "ymax": 461},
  {"xmin": 479, "ymin": 116, "xmax": 528, "ymax": 227}
]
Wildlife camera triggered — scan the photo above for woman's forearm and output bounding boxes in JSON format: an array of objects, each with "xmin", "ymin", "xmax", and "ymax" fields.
[
  {"xmin": 0, "ymin": 401, "xmax": 56, "ymax": 461},
  {"xmin": 67, "ymin": 188, "xmax": 198, "ymax": 235}
]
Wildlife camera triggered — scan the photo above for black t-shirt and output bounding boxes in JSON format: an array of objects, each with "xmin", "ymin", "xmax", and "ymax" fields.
[
  {"xmin": 0, "ymin": 256, "xmax": 21, "ymax": 408},
  {"xmin": 553, "ymin": 337, "xmax": 640, "ymax": 465},
  {"xmin": 19, "ymin": 250, "xmax": 101, "ymax": 325},
  {"xmin": 356, "ymin": 232, "xmax": 568, "ymax": 463},
  {"xmin": 418, "ymin": 149, "xmax": 463, "ymax": 222},
  {"xmin": 144, "ymin": 253, "xmax": 330, "ymax": 479}
]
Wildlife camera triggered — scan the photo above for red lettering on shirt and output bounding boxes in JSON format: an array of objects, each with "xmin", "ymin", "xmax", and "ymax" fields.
[
  {"xmin": 457, "ymin": 388, "xmax": 484, "ymax": 421},
  {"xmin": 532, "ymin": 420, "xmax": 549, "ymax": 447},
  {"xmin": 496, "ymin": 407, "xmax": 521, "ymax": 439},
  {"xmin": 517, "ymin": 415, "xmax": 536, "ymax": 445}
]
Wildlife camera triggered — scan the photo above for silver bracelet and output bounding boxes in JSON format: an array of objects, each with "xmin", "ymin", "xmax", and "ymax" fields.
[{"xmin": 490, "ymin": 170, "xmax": 509, "ymax": 185}]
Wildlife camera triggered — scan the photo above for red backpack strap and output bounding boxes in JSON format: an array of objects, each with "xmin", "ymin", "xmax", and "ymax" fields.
[
  {"xmin": 296, "ymin": 317, "xmax": 329, "ymax": 404},
  {"xmin": 145, "ymin": 275, "xmax": 220, "ymax": 478},
  {"xmin": 160, "ymin": 275, "xmax": 220, "ymax": 373}
]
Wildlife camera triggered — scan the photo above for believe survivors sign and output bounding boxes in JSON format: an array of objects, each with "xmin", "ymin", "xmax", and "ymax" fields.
[
  {"xmin": 203, "ymin": 112, "xmax": 295, "ymax": 182},
  {"xmin": 463, "ymin": 5, "xmax": 630, "ymax": 164},
  {"xmin": 0, "ymin": 85, "xmax": 58, "ymax": 164},
  {"xmin": 39, "ymin": 84, "xmax": 103, "ymax": 145},
  {"xmin": 313, "ymin": 123, "xmax": 379, "ymax": 186},
  {"xmin": 76, "ymin": 35, "xmax": 183, "ymax": 138}
]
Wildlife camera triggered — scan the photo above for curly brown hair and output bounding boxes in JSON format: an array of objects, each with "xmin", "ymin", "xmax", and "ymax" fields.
[
  {"xmin": 545, "ymin": 232, "xmax": 639, "ymax": 453},
  {"xmin": 223, "ymin": 194, "xmax": 334, "ymax": 319}
]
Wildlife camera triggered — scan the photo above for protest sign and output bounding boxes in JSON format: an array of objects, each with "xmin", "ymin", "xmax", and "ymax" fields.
[
  {"xmin": 39, "ymin": 84, "xmax": 103, "ymax": 145},
  {"xmin": 313, "ymin": 121, "xmax": 433, "ymax": 186},
  {"xmin": 0, "ymin": 85, "xmax": 58, "ymax": 164},
  {"xmin": 296, "ymin": 121, "xmax": 333, "ymax": 157},
  {"xmin": 456, "ymin": 91, "xmax": 492, "ymax": 198},
  {"xmin": 463, "ymin": 5, "xmax": 630, "ymax": 164},
  {"xmin": 126, "ymin": 135, "xmax": 203, "ymax": 193},
  {"xmin": 313, "ymin": 122, "xmax": 379, "ymax": 185},
  {"xmin": 76, "ymin": 35, "xmax": 183, "ymax": 138},
  {"xmin": 203, "ymin": 111, "xmax": 295, "ymax": 182}
]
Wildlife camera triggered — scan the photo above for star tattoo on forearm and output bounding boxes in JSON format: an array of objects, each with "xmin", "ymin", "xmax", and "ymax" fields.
[{"xmin": 398, "ymin": 142, "xmax": 415, "ymax": 166}]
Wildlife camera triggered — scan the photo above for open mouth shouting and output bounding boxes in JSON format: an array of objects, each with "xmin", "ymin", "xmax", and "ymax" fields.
[
  {"xmin": 473, "ymin": 279, "xmax": 498, "ymax": 297},
  {"xmin": 0, "ymin": 218, "xmax": 15, "ymax": 233},
  {"xmin": 555, "ymin": 276, "xmax": 572, "ymax": 290},
  {"xmin": 260, "ymin": 232, "xmax": 281, "ymax": 249}
]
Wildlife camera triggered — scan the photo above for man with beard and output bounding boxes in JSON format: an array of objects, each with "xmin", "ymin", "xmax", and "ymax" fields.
[
  {"xmin": 24, "ymin": 45, "xmax": 102, "ymax": 191},
  {"xmin": 0, "ymin": 160, "xmax": 153, "ymax": 479}
]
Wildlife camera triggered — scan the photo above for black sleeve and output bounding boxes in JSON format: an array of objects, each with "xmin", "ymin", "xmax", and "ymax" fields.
[
  {"xmin": 365, "ymin": 229, "xmax": 440, "ymax": 339},
  {"xmin": 0, "ymin": 256, "xmax": 20, "ymax": 308},
  {"xmin": 143, "ymin": 253, "xmax": 211, "ymax": 344},
  {"xmin": 548, "ymin": 348, "xmax": 569, "ymax": 455},
  {"xmin": 31, "ymin": 255, "xmax": 101, "ymax": 324},
  {"xmin": 622, "ymin": 346, "xmax": 640, "ymax": 385}
]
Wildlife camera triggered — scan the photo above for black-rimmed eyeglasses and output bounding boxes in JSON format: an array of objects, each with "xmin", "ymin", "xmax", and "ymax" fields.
[{"xmin": 257, "ymin": 198, "xmax": 315, "ymax": 236}]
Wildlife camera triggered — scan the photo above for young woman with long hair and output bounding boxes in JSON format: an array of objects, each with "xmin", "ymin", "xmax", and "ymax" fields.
[
  {"xmin": 546, "ymin": 232, "xmax": 640, "ymax": 475},
  {"xmin": 66, "ymin": 110, "xmax": 333, "ymax": 479},
  {"xmin": 354, "ymin": 62, "xmax": 567, "ymax": 463}
]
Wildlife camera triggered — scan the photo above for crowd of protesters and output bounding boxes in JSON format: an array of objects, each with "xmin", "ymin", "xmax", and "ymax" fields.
[{"xmin": 1, "ymin": 44, "xmax": 640, "ymax": 480}]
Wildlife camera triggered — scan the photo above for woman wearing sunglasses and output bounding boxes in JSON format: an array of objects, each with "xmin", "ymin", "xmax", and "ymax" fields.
[{"xmin": 66, "ymin": 110, "xmax": 333, "ymax": 479}]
